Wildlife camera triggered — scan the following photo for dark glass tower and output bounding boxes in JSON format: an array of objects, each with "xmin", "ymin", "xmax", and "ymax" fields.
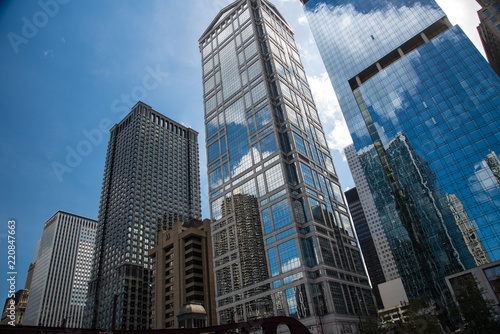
[
  {"xmin": 200, "ymin": 1, "xmax": 373, "ymax": 332},
  {"xmin": 84, "ymin": 101, "xmax": 201, "ymax": 330},
  {"xmin": 345, "ymin": 188, "xmax": 385, "ymax": 309},
  {"xmin": 302, "ymin": 0, "xmax": 500, "ymax": 316}
]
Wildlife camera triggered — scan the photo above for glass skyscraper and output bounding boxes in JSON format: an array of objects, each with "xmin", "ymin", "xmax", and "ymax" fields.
[
  {"xmin": 200, "ymin": 1, "xmax": 372, "ymax": 332},
  {"xmin": 344, "ymin": 187, "xmax": 387, "ymax": 309},
  {"xmin": 302, "ymin": 0, "xmax": 500, "ymax": 315},
  {"xmin": 84, "ymin": 101, "xmax": 201, "ymax": 330}
]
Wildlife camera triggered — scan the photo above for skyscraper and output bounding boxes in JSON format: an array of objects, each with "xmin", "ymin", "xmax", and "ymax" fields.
[
  {"xmin": 302, "ymin": 0, "xmax": 500, "ymax": 316},
  {"xmin": 85, "ymin": 101, "xmax": 201, "ymax": 330},
  {"xmin": 23, "ymin": 211, "xmax": 97, "ymax": 328},
  {"xmin": 476, "ymin": 1, "xmax": 500, "ymax": 76},
  {"xmin": 344, "ymin": 144, "xmax": 400, "ymax": 283},
  {"xmin": 344, "ymin": 187, "xmax": 385, "ymax": 309},
  {"xmin": 344, "ymin": 143, "xmax": 403, "ymax": 310},
  {"xmin": 200, "ymin": 1, "xmax": 372, "ymax": 332}
]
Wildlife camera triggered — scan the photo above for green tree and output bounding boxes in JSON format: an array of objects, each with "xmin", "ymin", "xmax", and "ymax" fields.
[
  {"xmin": 398, "ymin": 297, "xmax": 442, "ymax": 334},
  {"xmin": 359, "ymin": 312, "xmax": 388, "ymax": 334},
  {"xmin": 453, "ymin": 274, "xmax": 500, "ymax": 334}
]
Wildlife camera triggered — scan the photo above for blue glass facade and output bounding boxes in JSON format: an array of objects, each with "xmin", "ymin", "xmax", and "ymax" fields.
[
  {"xmin": 201, "ymin": 0, "xmax": 372, "ymax": 331},
  {"xmin": 303, "ymin": 0, "xmax": 500, "ymax": 310}
]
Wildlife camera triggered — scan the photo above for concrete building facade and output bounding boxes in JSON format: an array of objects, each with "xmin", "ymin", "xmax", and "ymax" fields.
[
  {"xmin": 24, "ymin": 211, "xmax": 97, "ymax": 328},
  {"xmin": 84, "ymin": 101, "xmax": 202, "ymax": 330},
  {"xmin": 149, "ymin": 219, "xmax": 217, "ymax": 329}
]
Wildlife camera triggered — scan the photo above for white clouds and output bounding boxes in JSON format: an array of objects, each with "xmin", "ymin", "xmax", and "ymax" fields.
[
  {"xmin": 298, "ymin": 14, "xmax": 308, "ymax": 26},
  {"xmin": 435, "ymin": 0, "xmax": 484, "ymax": 57},
  {"xmin": 307, "ymin": 72, "xmax": 352, "ymax": 155},
  {"xmin": 42, "ymin": 50, "xmax": 54, "ymax": 58}
]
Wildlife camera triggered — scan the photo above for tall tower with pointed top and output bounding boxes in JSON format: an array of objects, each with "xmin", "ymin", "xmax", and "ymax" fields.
[{"xmin": 200, "ymin": 1, "xmax": 372, "ymax": 332}]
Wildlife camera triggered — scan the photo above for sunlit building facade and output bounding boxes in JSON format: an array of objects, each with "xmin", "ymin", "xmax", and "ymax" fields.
[
  {"xmin": 476, "ymin": 1, "xmax": 500, "ymax": 76},
  {"xmin": 84, "ymin": 101, "xmax": 201, "ymax": 330},
  {"xmin": 149, "ymin": 219, "xmax": 216, "ymax": 329},
  {"xmin": 200, "ymin": 1, "xmax": 372, "ymax": 332},
  {"xmin": 24, "ymin": 211, "xmax": 97, "ymax": 328},
  {"xmin": 302, "ymin": 0, "xmax": 500, "ymax": 315}
]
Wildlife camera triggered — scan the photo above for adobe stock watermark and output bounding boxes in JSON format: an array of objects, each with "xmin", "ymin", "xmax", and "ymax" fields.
[
  {"xmin": 7, "ymin": 0, "xmax": 71, "ymax": 54},
  {"xmin": 51, "ymin": 64, "xmax": 168, "ymax": 182}
]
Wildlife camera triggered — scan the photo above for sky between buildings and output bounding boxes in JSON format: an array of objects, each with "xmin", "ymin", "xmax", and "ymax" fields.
[{"xmin": 0, "ymin": 0, "xmax": 483, "ymax": 303}]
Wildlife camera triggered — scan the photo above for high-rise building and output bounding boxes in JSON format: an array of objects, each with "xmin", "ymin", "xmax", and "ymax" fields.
[
  {"xmin": 199, "ymin": 1, "xmax": 373, "ymax": 332},
  {"xmin": 84, "ymin": 101, "xmax": 202, "ymax": 330},
  {"xmin": 344, "ymin": 187, "xmax": 385, "ymax": 309},
  {"xmin": 149, "ymin": 218, "xmax": 216, "ymax": 329},
  {"xmin": 476, "ymin": 1, "xmax": 500, "ymax": 76},
  {"xmin": 23, "ymin": 211, "xmax": 97, "ymax": 328},
  {"xmin": 302, "ymin": 0, "xmax": 500, "ymax": 317},
  {"xmin": 344, "ymin": 144, "xmax": 400, "ymax": 282},
  {"xmin": 344, "ymin": 143, "xmax": 402, "ymax": 310}
]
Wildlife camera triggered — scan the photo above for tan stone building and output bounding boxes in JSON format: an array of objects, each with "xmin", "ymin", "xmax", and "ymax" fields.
[
  {"xmin": 0, "ymin": 290, "xmax": 29, "ymax": 325},
  {"xmin": 149, "ymin": 219, "xmax": 216, "ymax": 329}
]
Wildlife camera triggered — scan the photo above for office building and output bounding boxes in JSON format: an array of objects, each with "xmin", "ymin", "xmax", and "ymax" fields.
[
  {"xmin": 0, "ymin": 290, "xmax": 29, "ymax": 325},
  {"xmin": 23, "ymin": 211, "xmax": 97, "ymax": 328},
  {"xmin": 0, "ymin": 261, "xmax": 37, "ymax": 325},
  {"xmin": 149, "ymin": 218, "xmax": 216, "ymax": 329},
  {"xmin": 344, "ymin": 144, "xmax": 403, "ymax": 310},
  {"xmin": 345, "ymin": 187, "xmax": 385, "ymax": 309},
  {"xmin": 302, "ymin": 0, "xmax": 500, "ymax": 316},
  {"xmin": 200, "ymin": 1, "xmax": 372, "ymax": 332},
  {"xmin": 476, "ymin": 1, "xmax": 500, "ymax": 76},
  {"xmin": 85, "ymin": 101, "xmax": 202, "ymax": 330}
]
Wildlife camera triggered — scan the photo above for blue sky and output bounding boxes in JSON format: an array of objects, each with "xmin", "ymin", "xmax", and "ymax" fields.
[{"xmin": 0, "ymin": 0, "xmax": 482, "ymax": 301}]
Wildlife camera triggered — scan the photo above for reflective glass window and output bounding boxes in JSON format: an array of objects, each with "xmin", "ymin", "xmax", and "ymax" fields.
[
  {"xmin": 318, "ymin": 236, "xmax": 336, "ymax": 267},
  {"xmin": 309, "ymin": 197, "xmax": 325, "ymax": 225},
  {"xmin": 247, "ymin": 61, "xmax": 262, "ymax": 82},
  {"xmin": 220, "ymin": 39, "xmax": 241, "ymax": 99},
  {"xmin": 257, "ymin": 173, "xmax": 266, "ymax": 196},
  {"xmin": 208, "ymin": 140, "xmax": 220, "ymax": 163},
  {"xmin": 220, "ymin": 135, "xmax": 227, "ymax": 154},
  {"xmin": 276, "ymin": 227, "xmax": 294, "ymax": 241},
  {"xmin": 206, "ymin": 117, "xmax": 218, "ymax": 138},
  {"xmin": 260, "ymin": 133, "xmax": 277, "ymax": 158},
  {"xmin": 300, "ymin": 163, "xmax": 315, "ymax": 188},
  {"xmin": 278, "ymin": 239, "xmax": 301, "ymax": 273},
  {"xmin": 285, "ymin": 284, "xmax": 310, "ymax": 319},
  {"xmin": 272, "ymin": 199, "xmax": 292, "ymax": 230},
  {"xmin": 223, "ymin": 162, "xmax": 230, "ymax": 182},
  {"xmin": 340, "ymin": 214, "xmax": 354, "ymax": 237},
  {"xmin": 226, "ymin": 98, "xmax": 252, "ymax": 177},
  {"xmin": 262, "ymin": 208, "xmax": 272, "ymax": 234},
  {"xmin": 209, "ymin": 167, "xmax": 222, "ymax": 191},
  {"xmin": 266, "ymin": 164, "xmax": 285, "ymax": 192},
  {"xmin": 328, "ymin": 281, "xmax": 347, "ymax": 314},
  {"xmin": 255, "ymin": 106, "xmax": 272, "ymax": 129},
  {"xmin": 251, "ymin": 81, "xmax": 267, "ymax": 103},
  {"xmin": 301, "ymin": 237, "xmax": 318, "ymax": 267},
  {"xmin": 248, "ymin": 116, "xmax": 256, "ymax": 135},
  {"xmin": 252, "ymin": 143, "xmax": 261, "ymax": 164},
  {"xmin": 293, "ymin": 132, "xmax": 308, "ymax": 157},
  {"xmin": 268, "ymin": 247, "xmax": 279, "ymax": 277}
]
